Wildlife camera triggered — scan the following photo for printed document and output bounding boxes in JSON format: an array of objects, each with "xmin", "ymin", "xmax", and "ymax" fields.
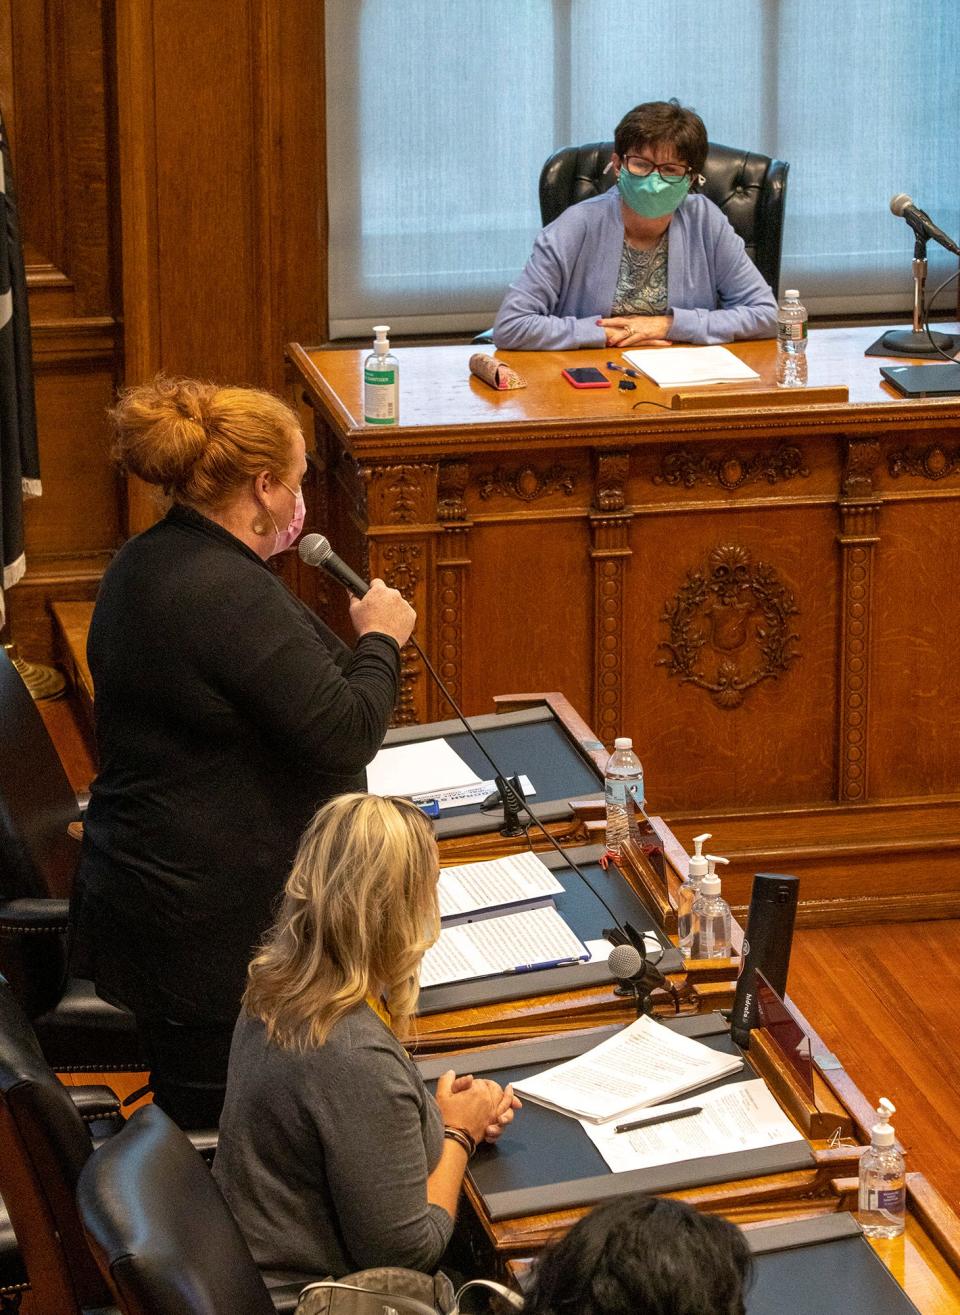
[
  {"xmin": 623, "ymin": 345, "xmax": 760, "ymax": 388},
  {"xmin": 512, "ymin": 1015, "xmax": 742, "ymax": 1122},
  {"xmin": 582, "ymin": 1078, "xmax": 806, "ymax": 1173},
  {"xmin": 438, "ymin": 851, "xmax": 564, "ymax": 920},
  {"xmin": 366, "ymin": 739, "xmax": 480, "ymax": 798},
  {"xmin": 419, "ymin": 904, "xmax": 588, "ymax": 989}
]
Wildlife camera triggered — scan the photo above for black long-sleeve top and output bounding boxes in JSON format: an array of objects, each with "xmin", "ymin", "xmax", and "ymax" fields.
[{"xmin": 70, "ymin": 504, "xmax": 400, "ymax": 1023}]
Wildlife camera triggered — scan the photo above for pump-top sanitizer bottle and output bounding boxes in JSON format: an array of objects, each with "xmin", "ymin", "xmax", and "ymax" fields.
[
  {"xmin": 363, "ymin": 325, "xmax": 399, "ymax": 426},
  {"xmin": 859, "ymin": 1098, "xmax": 905, "ymax": 1238},
  {"xmin": 678, "ymin": 833, "xmax": 711, "ymax": 958},
  {"xmin": 691, "ymin": 855, "xmax": 731, "ymax": 958}
]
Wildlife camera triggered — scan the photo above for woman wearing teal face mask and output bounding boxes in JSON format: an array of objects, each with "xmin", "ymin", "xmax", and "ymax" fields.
[{"xmin": 493, "ymin": 100, "xmax": 777, "ymax": 352}]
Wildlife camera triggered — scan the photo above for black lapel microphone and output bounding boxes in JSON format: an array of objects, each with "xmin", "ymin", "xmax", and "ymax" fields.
[{"xmin": 297, "ymin": 533, "xmax": 634, "ymax": 942}]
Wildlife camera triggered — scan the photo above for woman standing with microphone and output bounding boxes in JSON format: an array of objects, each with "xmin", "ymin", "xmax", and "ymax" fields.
[{"xmin": 70, "ymin": 375, "xmax": 414, "ymax": 1128}]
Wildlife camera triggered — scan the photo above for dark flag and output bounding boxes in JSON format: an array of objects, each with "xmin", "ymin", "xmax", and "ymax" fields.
[{"xmin": 0, "ymin": 106, "xmax": 41, "ymax": 629}]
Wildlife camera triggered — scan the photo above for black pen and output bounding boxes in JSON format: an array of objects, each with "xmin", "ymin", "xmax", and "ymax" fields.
[{"xmin": 614, "ymin": 1106, "xmax": 702, "ymax": 1134}]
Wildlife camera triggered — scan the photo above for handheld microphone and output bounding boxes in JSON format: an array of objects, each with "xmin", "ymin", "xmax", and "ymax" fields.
[
  {"xmin": 299, "ymin": 533, "xmax": 370, "ymax": 598},
  {"xmin": 890, "ymin": 194, "xmax": 960, "ymax": 258}
]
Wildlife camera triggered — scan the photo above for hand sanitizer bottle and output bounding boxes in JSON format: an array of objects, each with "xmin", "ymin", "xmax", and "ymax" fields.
[
  {"xmin": 691, "ymin": 855, "xmax": 731, "ymax": 958},
  {"xmin": 859, "ymin": 1098, "xmax": 905, "ymax": 1238},
  {"xmin": 363, "ymin": 325, "xmax": 399, "ymax": 426},
  {"xmin": 678, "ymin": 833, "xmax": 711, "ymax": 958}
]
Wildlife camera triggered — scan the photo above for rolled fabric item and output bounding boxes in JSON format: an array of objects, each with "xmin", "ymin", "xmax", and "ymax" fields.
[{"xmin": 469, "ymin": 352, "xmax": 526, "ymax": 390}]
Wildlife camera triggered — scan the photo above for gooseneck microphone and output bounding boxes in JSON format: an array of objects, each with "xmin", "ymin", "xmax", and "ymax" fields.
[
  {"xmin": 890, "ymin": 193, "xmax": 960, "ymax": 258},
  {"xmin": 299, "ymin": 534, "xmax": 371, "ymax": 598},
  {"xmin": 299, "ymin": 532, "xmax": 641, "ymax": 952}
]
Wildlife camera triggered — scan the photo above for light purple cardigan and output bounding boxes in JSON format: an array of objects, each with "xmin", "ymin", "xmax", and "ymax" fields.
[{"xmin": 492, "ymin": 189, "xmax": 778, "ymax": 351}]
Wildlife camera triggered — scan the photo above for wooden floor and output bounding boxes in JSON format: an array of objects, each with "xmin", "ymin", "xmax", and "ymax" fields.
[{"xmin": 38, "ymin": 698, "xmax": 960, "ymax": 1214}]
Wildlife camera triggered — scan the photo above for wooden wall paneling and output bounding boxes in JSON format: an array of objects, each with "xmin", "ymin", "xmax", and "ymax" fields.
[
  {"xmin": 116, "ymin": 0, "xmax": 326, "ymax": 534},
  {"xmin": 868, "ymin": 458, "xmax": 960, "ymax": 800},
  {"xmin": 630, "ymin": 492, "xmax": 840, "ymax": 815},
  {"xmin": 3, "ymin": 0, "xmax": 123, "ymax": 659}
]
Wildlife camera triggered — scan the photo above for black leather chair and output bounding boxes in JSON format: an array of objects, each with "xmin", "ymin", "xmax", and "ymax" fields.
[
  {"xmin": 77, "ymin": 1104, "xmax": 302, "ymax": 1315},
  {"xmin": 0, "ymin": 975, "xmax": 219, "ymax": 1315},
  {"xmin": 0, "ymin": 645, "xmax": 144, "ymax": 1071},
  {"xmin": 538, "ymin": 140, "xmax": 789, "ymax": 293},
  {"xmin": 0, "ymin": 972, "xmax": 123, "ymax": 1313}
]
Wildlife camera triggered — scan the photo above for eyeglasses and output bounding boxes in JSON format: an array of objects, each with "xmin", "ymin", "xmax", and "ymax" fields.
[{"xmin": 622, "ymin": 155, "xmax": 690, "ymax": 181}]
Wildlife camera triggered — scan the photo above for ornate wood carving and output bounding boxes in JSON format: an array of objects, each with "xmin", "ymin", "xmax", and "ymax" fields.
[
  {"xmin": 836, "ymin": 498, "xmax": 880, "ymax": 802},
  {"xmin": 842, "ymin": 439, "xmax": 881, "ymax": 497},
  {"xmin": 590, "ymin": 514, "xmax": 632, "ymax": 742},
  {"xmin": 437, "ymin": 461, "xmax": 470, "ymax": 522},
  {"xmin": 653, "ymin": 444, "xmax": 810, "ymax": 490},
  {"xmin": 381, "ymin": 542, "xmax": 424, "ymax": 725},
  {"xmin": 658, "ymin": 546, "xmax": 800, "ymax": 709},
  {"xmin": 476, "ymin": 463, "xmax": 577, "ymax": 502},
  {"xmin": 594, "ymin": 452, "xmax": 630, "ymax": 512},
  {"xmin": 888, "ymin": 444, "xmax": 960, "ymax": 481},
  {"xmin": 434, "ymin": 526, "xmax": 471, "ymax": 718}
]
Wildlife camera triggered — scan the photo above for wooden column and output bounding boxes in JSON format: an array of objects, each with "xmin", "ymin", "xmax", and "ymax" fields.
[
  {"xmin": 836, "ymin": 439, "xmax": 881, "ymax": 802},
  {"xmin": 590, "ymin": 453, "xmax": 633, "ymax": 746}
]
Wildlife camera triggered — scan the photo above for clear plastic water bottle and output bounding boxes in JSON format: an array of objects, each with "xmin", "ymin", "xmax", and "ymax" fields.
[
  {"xmin": 363, "ymin": 325, "xmax": 399, "ymax": 425},
  {"xmin": 691, "ymin": 857, "xmax": 731, "ymax": 958},
  {"xmin": 859, "ymin": 1098, "xmax": 906, "ymax": 1238},
  {"xmin": 776, "ymin": 289, "xmax": 808, "ymax": 388},
  {"xmin": 604, "ymin": 737, "xmax": 644, "ymax": 859}
]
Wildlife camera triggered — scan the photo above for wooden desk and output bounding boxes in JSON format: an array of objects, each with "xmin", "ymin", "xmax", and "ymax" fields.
[{"xmin": 288, "ymin": 327, "xmax": 960, "ymax": 923}]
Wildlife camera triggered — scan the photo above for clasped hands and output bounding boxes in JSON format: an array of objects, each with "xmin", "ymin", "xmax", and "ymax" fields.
[
  {"xmin": 437, "ymin": 1070, "xmax": 522, "ymax": 1146},
  {"xmin": 598, "ymin": 313, "xmax": 674, "ymax": 349}
]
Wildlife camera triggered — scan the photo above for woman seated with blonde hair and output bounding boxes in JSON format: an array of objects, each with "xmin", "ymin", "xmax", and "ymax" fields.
[{"xmin": 213, "ymin": 792, "xmax": 520, "ymax": 1285}]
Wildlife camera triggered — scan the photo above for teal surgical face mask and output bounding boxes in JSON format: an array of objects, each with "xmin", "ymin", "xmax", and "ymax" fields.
[{"xmin": 617, "ymin": 167, "xmax": 691, "ymax": 220}]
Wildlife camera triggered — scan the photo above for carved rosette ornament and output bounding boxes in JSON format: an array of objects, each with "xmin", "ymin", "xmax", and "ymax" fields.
[
  {"xmin": 658, "ymin": 545, "xmax": 800, "ymax": 709},
  {"xmin": 888, "ymin": 444, "xmax": 960, "ymax": 481},
  {"xmin": 476, "ymin": 463, "xmax": 576, "ymax": 502},
  {"xmin": 653, "ymin": 445, "xmax": 810, "ymax": 490}
]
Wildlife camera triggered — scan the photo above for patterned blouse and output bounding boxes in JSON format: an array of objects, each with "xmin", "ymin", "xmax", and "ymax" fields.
[{"xmin": 612, "ymin": 231, "xmax": 669, "ymax": 316}]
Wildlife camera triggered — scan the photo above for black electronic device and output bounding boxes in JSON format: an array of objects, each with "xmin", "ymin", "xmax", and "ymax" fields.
[
  {"xmin": 729, "ymin": 872, "xmax": 799, "ymax": 1049},
  {"xmin": 561, "ymin": 366, "xmax": 611, "ymax": 389},
  {"xmin": 880, "ymin": 363, "xmax": 960, "ymax": 398}
]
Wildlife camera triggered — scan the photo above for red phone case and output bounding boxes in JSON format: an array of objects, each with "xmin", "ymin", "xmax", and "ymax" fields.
[{"xmin": 561, "ymin": 368, "xmax": 611, "ymax": 389}]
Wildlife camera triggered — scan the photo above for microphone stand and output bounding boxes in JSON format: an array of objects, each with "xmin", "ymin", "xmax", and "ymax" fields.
[{"xmin": 882, "ymin": 229, "xmax": 955, "ymax": 355}]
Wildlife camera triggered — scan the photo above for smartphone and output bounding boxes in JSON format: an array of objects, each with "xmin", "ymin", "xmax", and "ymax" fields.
[{"xmin": 561, "ymin": 366, "xmax": 611, "ymax": 389}]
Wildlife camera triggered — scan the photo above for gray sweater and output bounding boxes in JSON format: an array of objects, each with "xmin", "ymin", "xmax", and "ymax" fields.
[{"xmin": 212, "ymin": 1004, "xmax": 452, "ymax": 1283}]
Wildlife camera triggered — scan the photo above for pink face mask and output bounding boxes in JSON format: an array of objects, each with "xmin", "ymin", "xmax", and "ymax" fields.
[{"xmin": 266, "ymin": 480, "xmax": 306, "ymax": 555}]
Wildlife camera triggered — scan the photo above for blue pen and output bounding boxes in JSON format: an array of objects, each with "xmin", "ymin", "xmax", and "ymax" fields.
[{"xmin": 511, "ymin": 956, "xmax": 582, "ymax": 973}]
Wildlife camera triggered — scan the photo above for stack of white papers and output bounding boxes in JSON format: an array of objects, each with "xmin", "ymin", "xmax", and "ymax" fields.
[
  {"xmin": 366, "ymin": 738, "xmax": 480, "ymax": 797},
  {"xmin": 623, "ymin": 345, "xmax": 760, "ymax": 388},
  {"xmin": 419, "ymin": 904, "xmax": 588, "ymax": 989},
  {"xmin": 583, "ymin": 1078, "xmax": 806, "ymax": 1174},
  {"xmin": 438, "ymin": 851, "xmax": 564, "ymax": 920},
  {"xmin": 512, "ymin": 1015, "xmax": 743, "ymax": 1122}
]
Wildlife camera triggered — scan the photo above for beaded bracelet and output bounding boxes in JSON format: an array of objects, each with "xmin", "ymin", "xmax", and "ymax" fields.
[{"xmin": 443, "ymin": 1125, "xmax": 477, "ymax": 1159}]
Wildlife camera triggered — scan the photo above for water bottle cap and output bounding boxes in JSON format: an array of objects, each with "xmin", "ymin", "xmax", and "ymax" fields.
[
  {"xmin": 784, "ymin": 289, "xmax": 799, "ymax": 299},
  {"xmin": 614, "ymin": 737, "xmax": 633, "ymax": 749}
]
